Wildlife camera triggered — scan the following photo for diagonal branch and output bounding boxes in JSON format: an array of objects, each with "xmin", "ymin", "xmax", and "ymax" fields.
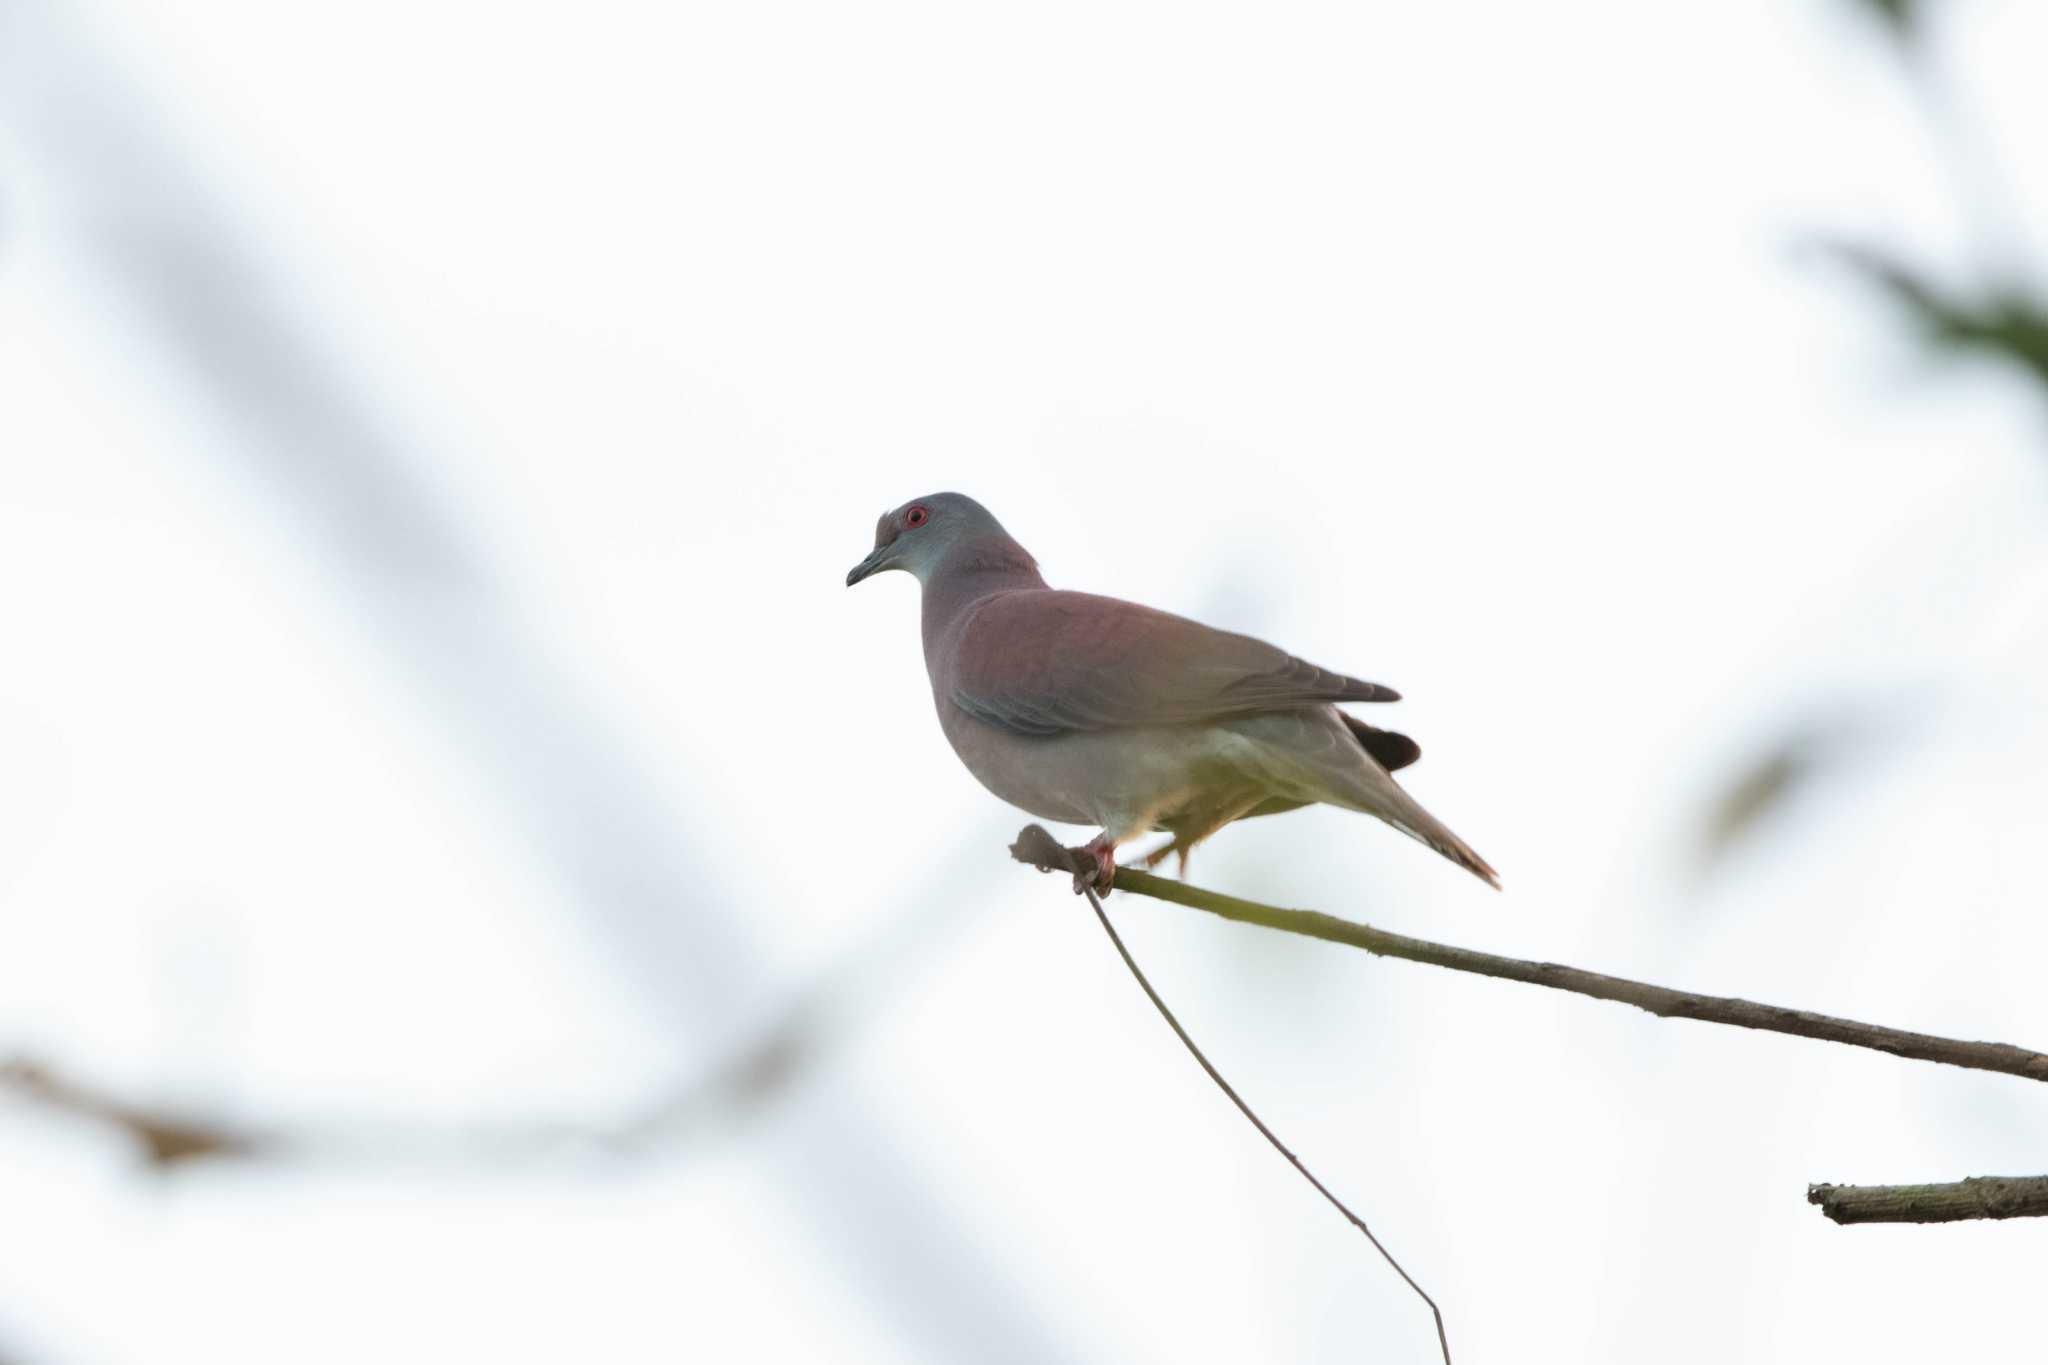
[
  {"xmin": 0, "ymin": 1059, "xmax": 267, "ymax": 1167},
  {"xmin": 1807, "ymin": 1175, "xmax": 2048, "ymax": 1224},
  {"xmin": 1007, "ymin": 827, "xmax": 2048, "ymax": 1085}
]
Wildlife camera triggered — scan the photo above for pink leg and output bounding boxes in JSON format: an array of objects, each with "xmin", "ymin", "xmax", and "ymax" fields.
[{"xmin": 1073, "ymin": 833, "xmax": 1117, "ymax": 895}]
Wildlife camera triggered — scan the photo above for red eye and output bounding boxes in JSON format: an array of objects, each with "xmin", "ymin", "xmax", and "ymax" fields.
[{"xmin": 905, "ymin": 505, "xmax": 929, "ymax": 528}]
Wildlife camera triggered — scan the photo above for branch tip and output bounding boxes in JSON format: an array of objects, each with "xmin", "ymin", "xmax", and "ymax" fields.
[{"xmin": 1807, "ymin": 1175, "xmax": 2048, "ymax": 1225}]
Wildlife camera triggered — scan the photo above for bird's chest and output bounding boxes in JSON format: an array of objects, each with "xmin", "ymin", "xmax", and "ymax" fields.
[{"xmin": 934, "ymin": 698, "xmax": 1094, "ymax": 824}]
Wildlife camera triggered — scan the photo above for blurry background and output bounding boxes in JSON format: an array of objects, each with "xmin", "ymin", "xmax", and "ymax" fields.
[{"xmin": 1, "ymin": 0, "xmax": 2044, "ymax": 1360}]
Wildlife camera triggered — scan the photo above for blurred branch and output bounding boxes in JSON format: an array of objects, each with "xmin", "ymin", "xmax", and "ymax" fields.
[
  {"xmin": 1694, "ymin": 732, "xmax": 1826, "ymax": 876},
  {"xmin": 1854, "ymin": 0, "xmax": 1923, "ymax": 45},
  {"xmin": 0, "ymin": 848, "xmax": 984, "ymax": 1171},
  {"xmin": 1828, "ymin": 242, "xmax": 2048, "ymax": 390},
  {"xmin": 0, "ymin": 818, "xmax": 1000, "ymax": 1175},
  {"xmin": 1009, "ymin": 827, "xmax": 2048, "ymax": 1085},
  {"xmin": 1807, "ymin": 1174, "xmax": 2048, "ymax": 1224},
  {"xmin": 0, "ymin": 1059, "xmax": 266, "ymax": 1168},
  {"xmin": 0, "ymin": 1005, "xmax": 812, "ymax": 1172}
]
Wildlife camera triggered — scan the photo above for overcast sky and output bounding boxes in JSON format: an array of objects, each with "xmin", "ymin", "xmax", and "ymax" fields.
[{"xmin": 2, "ymin": 1, "xmax": 2046, "ymax": 1361}]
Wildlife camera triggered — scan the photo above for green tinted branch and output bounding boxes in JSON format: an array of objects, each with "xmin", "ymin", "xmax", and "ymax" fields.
[{"xmin": 1008, "ymin": 825, "xmax": 2048, "ymax": 1086}]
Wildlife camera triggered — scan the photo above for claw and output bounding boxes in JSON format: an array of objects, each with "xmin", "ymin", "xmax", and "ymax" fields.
[{"xmin": 1072, "ymin": 835, "xmax": 1116, "ymax": 895}]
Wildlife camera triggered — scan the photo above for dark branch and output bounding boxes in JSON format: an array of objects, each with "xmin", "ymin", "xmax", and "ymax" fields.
[
  {"xmin": 1807, "ymin": 1175, "xmax": 2048, "ymax": 1225},
  {"xmin": 1009, "ymin": 826, "xmax": 2048, "ymax": 1086}
]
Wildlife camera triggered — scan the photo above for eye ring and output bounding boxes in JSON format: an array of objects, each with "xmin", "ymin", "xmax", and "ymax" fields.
[{"xmin": 905, "ymin": 505, "xmax": 929, "ymax": 528}]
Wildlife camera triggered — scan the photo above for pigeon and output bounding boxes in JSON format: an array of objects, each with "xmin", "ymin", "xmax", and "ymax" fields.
[{"xmin": 846, "ymin": 492, "xmax": 1498, "ymax": 893}]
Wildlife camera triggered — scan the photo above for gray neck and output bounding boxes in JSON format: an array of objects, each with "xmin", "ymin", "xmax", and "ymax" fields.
[{"xmin": 920, "ymin": 539, "xmax": 1047, "ymax": 660}]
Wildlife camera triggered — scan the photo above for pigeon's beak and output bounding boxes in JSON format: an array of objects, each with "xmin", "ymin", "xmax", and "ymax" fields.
[{"xmin": 845, "ymin": 544, "xmax": 891, "ymax": 587}]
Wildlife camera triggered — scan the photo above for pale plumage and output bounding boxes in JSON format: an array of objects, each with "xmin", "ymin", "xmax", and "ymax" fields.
[{"xmin": 847, "ymin": 492, "xmax": 1497, "ymax": 892}]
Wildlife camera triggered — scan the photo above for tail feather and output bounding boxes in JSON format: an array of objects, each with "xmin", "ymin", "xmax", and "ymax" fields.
[
  {"xmin": 1378, "ymin": 800, "xmax": 1501, "ymax": 890},
  {"xmin": 1320, "ymin": 728, "xmax": 1501, "ymax": 888},
  {"xmin": 1226, "ymin": 707, "xmax": 1501, "ymax": 889}
]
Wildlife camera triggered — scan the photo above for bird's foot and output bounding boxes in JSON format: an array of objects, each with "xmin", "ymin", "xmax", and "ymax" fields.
[
  {"xmin": 1072, "ymin": 835, "xmax": 1116, "ymax": 895},
  {"xmin": 1139, "ymin": 838, "xmax": 1184, "ymax": 873}
]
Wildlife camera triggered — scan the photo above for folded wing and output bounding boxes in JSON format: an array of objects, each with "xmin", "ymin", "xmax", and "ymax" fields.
[{"xmin": 951, "ymin": 590, "xmax": 1399, "ymax": 738}]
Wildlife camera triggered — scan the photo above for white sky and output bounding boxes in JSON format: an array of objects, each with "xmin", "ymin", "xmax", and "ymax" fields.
[{"xmin": 2, "ymin": 0, "xmax": 2046, "ymax": 1361}]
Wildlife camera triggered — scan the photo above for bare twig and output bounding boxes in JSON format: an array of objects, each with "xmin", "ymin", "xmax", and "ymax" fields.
[
  {"xmin": 1016, "ymin": 828, "xmax": 1452, "ymax": 1365},
  {"xmin": 0, "ymin": 1012, "xmax": 814, "ymax": 1172},
  {"xmin": 1008, "ymin": 828, "xmax": 2048, "ymax": 1086},
  {"xmin": 0, "ymin": 830, "xmax": 998, "ymax": 1172},
  {"xmin": 1807, "ymin": 1175, "xmax": 2048, "ymax": 1225},
  {"xmin": 0, "ymin": 1059, "xmax": 266, "ymax": 1168}
]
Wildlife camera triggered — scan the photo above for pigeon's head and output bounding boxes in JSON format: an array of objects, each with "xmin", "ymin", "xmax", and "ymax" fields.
[{"xmin": 845, "ymin": 492, "xmax": 1028, "ymax": 586}]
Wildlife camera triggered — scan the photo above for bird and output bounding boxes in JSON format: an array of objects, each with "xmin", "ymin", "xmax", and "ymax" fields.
[{"xmin": 846, "ymin": 492, "xmax": 1498, "ymax": 894}]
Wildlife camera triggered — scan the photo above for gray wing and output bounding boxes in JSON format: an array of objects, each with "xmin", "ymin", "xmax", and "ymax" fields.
[{"xmin": 950, "ymin": 590, "xmax": 1399, "ymax": 738}]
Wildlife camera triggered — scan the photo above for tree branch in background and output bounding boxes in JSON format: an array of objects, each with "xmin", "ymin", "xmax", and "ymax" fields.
[
  {"xmin": 0, "ymin": 1059, "xmax": 267, "ymax": 1168},
  {"xmin": 1807, "ymin": 1175, "xmax": 2048, "ymax": 1225},
  {"xmin": 0, "ymin": 1005, "xmax": 816, "ymax": 1172},
  {"xmin": 0, "ymin": 830, "xmax": 990, "ymax": 1175},
  {"xmin": 1826, "ymin": 241, "xmax": 2048, "ymax": 391},
  {"xmin": 1009, "ymin": 827, "xmax": 2048, "ymax": 1086}
]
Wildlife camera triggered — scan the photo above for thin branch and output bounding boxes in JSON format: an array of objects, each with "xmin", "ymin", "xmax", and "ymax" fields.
[
  {"xmin": 0, "ymin": 827, "xmax": 1012, "ymax": 1174},
  {"xmin": 1021, "ymin": 830, "xmax": 1452, "ymax": 1365},
  {"xmin": 1807, "ymin": 1175, "xmax": 2048, "ymax": 1225},
  {"xmin": 1008, "ymin": 827, "xmax": 2048, "ymax": 1085},
  {"xmin": 0, "ymin": 1059, "xmax": 266, "ymax": 1168},
  {"xmin": 0, "ymin": 1007, "xmax": 816, "ymax": 1172}
]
